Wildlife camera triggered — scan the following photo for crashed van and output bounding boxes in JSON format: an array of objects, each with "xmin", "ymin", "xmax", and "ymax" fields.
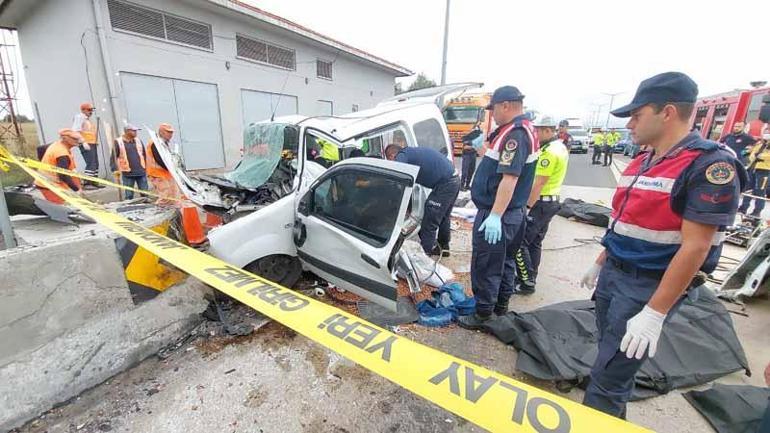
[{"xmin": 153, "ymin": 83, "xmax": 481, "ymax": 310}]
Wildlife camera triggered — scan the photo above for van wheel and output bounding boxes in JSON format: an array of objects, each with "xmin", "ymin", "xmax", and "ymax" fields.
[{"xmin": 245, "ymin": 255, "xmax": 302, "ymax": 288}]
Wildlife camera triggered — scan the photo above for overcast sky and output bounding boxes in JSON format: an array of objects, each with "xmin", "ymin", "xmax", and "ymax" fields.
[
  {"xmin": 9, "ymin": 0, "xmax": 770, "ymax": 128},
  {"xmin": 252, "ymin": 0, "xmax": 770, "ymax": 128}
]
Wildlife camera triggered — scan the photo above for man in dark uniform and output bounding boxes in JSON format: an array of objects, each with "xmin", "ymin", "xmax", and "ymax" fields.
[
  {"xmin": 460, "ymin": 126, "xmax": 482, "ymax": 191},
  {"xmin": 384, "ymin": 144, "xmax": 460, "ymax": 256},
  {"xmin": 720, "ymin": 121, "xmax": 757, "ymax": 165},
  {"xmin": 457, "ymin": 86, "xmax": 539, "ymax": 329},
  {"xmin": 579, "ymin": 72, "xmax": 746, "ymax": 418}
]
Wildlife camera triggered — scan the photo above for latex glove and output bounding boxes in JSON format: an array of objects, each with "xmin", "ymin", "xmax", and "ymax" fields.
[
  {"xmin": 620, "ymin": 306, "xmax": 666, "ymax": 359},
  {"xmin": 82, "ymin": 143, "xmax": 91, "ymax": 151},
  {"xmin": 478, "ymin": 212, "xmax": 502, "ymax": 245},
  {"xmin": 580, "ymin": 263, "xmax": 602, "ymax": 290}
]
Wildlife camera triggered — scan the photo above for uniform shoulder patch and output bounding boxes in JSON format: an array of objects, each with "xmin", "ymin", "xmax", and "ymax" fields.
[
  {"xmin": 705, "ymin": 161, "xmax": 735, "ymax": 185},
  {"xmin": 505, "ymin": 139, "xmax": 518, "ymax": 152},
  {"xmin": 540, "ymin": 158, "xmax": 550, "ymax": 168}
]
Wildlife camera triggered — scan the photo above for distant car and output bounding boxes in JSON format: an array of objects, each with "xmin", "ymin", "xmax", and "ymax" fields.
[{"xmin": 568, "ymin": 131, "xmax": 590, "ymax": 154}]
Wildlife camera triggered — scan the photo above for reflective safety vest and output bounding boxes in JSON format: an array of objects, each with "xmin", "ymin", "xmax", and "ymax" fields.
[
  {"xmin": 35, "ymin": 140, "xmax": 81, "ymax": 191},
  {"xmin": 146, "ymin": 139, "xmax": 171, "ymax": 179},
  {"xmin": 318, "ymin": 139, "xmax": 340, "ymax": 162},
  {"xmin": 485, "ymin": 117, "xmax": 540, "ymax": 163},
  {"xmin": 593, "ymin": 133, "xmax": 605, "ymax": 146},
  {"xmin": 116, "ymin": 137, "xmax": 146, "ymax": 173},
  {"xmin": 79, "ymin": 115, "xmax": 97, "ymax": 144},
  {"xmin": 604, "ymin": 143, "xmax": 725, "ymax": 270}
]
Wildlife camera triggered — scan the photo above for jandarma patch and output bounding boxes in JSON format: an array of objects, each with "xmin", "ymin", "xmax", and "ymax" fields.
[
  {"xmin": 705, "ymin": 162, "xmax": 735, "ymax": 185},
  {"xmin": 505, "ymin": 139, "xmax": 518, "ymax": 151}
]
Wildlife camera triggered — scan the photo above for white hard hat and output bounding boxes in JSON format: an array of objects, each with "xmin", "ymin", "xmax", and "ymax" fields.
[{"xmin": 533, "ymin": 115, "xmax": 557, "ymax": 128}]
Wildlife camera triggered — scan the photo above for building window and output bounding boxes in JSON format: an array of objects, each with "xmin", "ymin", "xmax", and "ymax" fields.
[
  {"xmin": 352, "ymin": 104, "xmax": 359, "ymax": 112},
  {"xmin": 236, "ymin": 34, "xmax": 296, "ymax": 70},
  {"xmin": 317, "ymin": 59, "xmax": 333, "ymax": 80},
  {"xmin": 107, "ymin": 0, "xmax": 212, "ymax": 50}
]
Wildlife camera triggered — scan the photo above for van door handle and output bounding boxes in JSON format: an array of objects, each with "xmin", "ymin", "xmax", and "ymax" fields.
[{"xmin": 361, "ymin": 254, "xmax": 380, "ymax": 269}]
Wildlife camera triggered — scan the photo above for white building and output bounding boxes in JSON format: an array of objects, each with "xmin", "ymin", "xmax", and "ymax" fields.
[{"xmin": 0, "ymin": 0, "xmax": 411, "ymax": 171}]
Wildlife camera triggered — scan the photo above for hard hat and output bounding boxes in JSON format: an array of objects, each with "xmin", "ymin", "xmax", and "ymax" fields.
[
  {"xmin": 80, "ymin": 102, "xmax": 94, "ymax": 111},
  {"xmin": 124, "ymin": 124, "xmax": 141, "ymax": 131},
  {"xmin": 158, "ymin": 123, "xmax": 175, "ymax": 133},
  {"xmin": 533, "ymin": 115, "xmax": 557, "ymax": 128}
]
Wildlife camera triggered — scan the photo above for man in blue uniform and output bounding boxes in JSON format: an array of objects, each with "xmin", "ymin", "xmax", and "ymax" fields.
[
  {"xmin": 385, "ymin": 144, "xmax": 460, "ymax": 256},
  {"xmin": 458, "ymin": 86, "xmax": 539, "ymax": 329},
  {"xmin": 579, "ymin": 72, "xmax": 746, "ymax": 418}
]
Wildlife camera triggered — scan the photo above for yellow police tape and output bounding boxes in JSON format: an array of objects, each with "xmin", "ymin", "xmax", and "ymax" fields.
[
  {"xmin": 5, "ymin": 152, "xmax": 651, "ymax": 433},
  {"xmin": 0, "ymin": 152, "xmax": 182, "ymax": 203}
]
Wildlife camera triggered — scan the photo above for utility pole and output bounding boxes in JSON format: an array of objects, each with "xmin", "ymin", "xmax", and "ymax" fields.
[
  {"xmin": 590, "ymin": 103, "xmax": 605, "ymax": 129},
  {"xmin": 603, "ymin": 92, "xmax": 623, "ymax": 129},
  {"xmin": 440, "ymin": 0, "xmax": 450, "ymax": 85}
]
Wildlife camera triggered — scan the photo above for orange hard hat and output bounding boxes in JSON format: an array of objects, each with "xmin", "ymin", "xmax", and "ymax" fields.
[
  {"xmin": 80, "ymin": 102, "xmax": 94, "ymax": 111},
  {"xmin": 158, "ymin": 123, "xmax": 175, "ymax": 133},
  {"xmin": 59, "ymin": 128, "xmax": 83, "ymax": 142}
]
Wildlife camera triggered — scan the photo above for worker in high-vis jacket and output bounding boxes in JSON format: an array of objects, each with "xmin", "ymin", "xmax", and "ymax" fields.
[
  {"xmin": 112, "ymin": 124, "xmax": 147, "ymax": 200},
  {"xmin": 145, "ymin": 123, "xmax": 182, "ymax": 204},
  {"xmin": 35, "ymin": 129, "xmax": 86, "ymax": 204},
  {"xmin": 71, "ymin": 102, "xmax": 104, "ymax": 189},
  {"xmin": 592, "ymin": 130, "xmax": 605, "ymax": 165},
  {"xmin": 738, "ymin": 130, "xmax": 770, "ymax": 217}
]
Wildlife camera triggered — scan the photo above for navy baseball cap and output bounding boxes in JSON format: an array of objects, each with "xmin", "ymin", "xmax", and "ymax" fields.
[
  {"xmin": 485, "ymin": 85, "xmax": 525, "ymax": 110},
  {"xmin": 611, "ymin": 72, "xmax": 698, "ymax": 118}
]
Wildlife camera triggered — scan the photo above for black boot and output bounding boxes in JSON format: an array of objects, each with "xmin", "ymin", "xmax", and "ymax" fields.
[
  {"xmin": 457, "ymin": 312, "xmax": 492, "ymax": 330},
  {"xmin": 493, "ymin": 302, "xmax": 509, "ymax": 316},
  {"xmin": 514, "ymin": 281, "xmax": 535, "ymax": 296}
]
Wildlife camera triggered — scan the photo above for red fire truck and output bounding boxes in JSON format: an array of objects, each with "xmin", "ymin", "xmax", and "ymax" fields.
[{"xmin": 691, "ymin": 85, "xmax": 770, "ymax": 141}]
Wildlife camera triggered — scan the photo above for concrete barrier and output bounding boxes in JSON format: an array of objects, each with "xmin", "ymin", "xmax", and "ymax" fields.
[{"xmin": 0, "ymin": 233, "xmax": 210, "ymax": 431}]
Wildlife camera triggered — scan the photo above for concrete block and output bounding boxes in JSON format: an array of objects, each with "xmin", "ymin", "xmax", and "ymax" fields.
[{"xmin": 0, "ymin": 235, "xmax": 210, "ymax": 431}]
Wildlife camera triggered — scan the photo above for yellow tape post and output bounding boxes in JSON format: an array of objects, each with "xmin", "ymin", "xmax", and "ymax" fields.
[
  {"xmin": 6, "ymin": 152, "xmax": 652, "ymax": 433},
  {"xmin": 0, "ymin": 153, "xmax": 182, "ymax": 203}
]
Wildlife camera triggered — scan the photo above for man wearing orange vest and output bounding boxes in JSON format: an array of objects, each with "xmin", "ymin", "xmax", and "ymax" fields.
[
  {"xmin": 35, "ymin": 129, "xmax": 85, "ymax": 204},
  {"xmin": 72, "ymin": 102, "xmax": 104, "ymax": 189},
  {"xmin": 145, "ymin": 123, "xmax": 181, "ymax": 204},
  {"xmin": 112, "ymin": 124, "xmax": 148, "ymax": 200}
]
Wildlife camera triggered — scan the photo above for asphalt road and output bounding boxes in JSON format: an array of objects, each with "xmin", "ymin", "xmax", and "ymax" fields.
[{"xmin": 564, "ymin": 152, "xmax": 618, "ymax": 188}]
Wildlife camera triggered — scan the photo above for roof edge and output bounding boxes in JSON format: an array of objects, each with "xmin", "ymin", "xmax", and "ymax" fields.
[{"xmin": 220, "ymin": 0, "xmax": 413, "ymax": 77}]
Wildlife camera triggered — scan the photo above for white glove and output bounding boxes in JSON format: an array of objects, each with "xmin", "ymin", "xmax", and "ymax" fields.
[
  {"xmin": 620, "ymin": 305, "xmax": 666, "ymax": 359},
  {"xmin": 82, "ymin": 143, "xmax": 91, "ymax": 151},
  {"xmin": 580, "ymin": 263, "xmax": 602, "ymax": 290}
]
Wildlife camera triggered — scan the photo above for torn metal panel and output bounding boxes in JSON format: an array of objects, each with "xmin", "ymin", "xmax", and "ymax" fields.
[{"xmin": 717, "ymin": 228, "xmax": 770, "ymax": 301}]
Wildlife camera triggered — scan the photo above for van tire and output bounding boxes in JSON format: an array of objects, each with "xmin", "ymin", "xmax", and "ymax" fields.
[{"xmin": 245, "ymin": 254, "xmax": 302, "ymax": 288}]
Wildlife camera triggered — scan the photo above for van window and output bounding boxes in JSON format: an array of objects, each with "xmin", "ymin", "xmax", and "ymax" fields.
[
  {"xmin": 413, "ymin": 118, "xmax": 448, "ymax": 155},
  {"xmin": 347, "ymin": 124, "xmax": 409, "ymax": 159}
]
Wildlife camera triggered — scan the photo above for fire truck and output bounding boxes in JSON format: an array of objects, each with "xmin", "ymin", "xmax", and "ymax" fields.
[
  {"xmin": 442, "ymin": 93, "xmax": 493, "ymax": 155},
  {"xmin": 691, "ymin": 84, "xmax": 770, "ymax": 141}
]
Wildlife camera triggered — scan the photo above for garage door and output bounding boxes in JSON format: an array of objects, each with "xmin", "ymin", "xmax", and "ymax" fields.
[
  {"xmin": 241, "ymin": 89, "xmax": 298, "ymax": 127},
  {"xmin": 120, "ymin": 73, "xmax": 225, "ymax": 170}
]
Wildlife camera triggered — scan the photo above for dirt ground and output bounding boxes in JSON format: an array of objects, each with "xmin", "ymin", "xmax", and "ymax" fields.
[{"xmin": 10, "ymin": 189, "xmax": 770, "ymax": 433}]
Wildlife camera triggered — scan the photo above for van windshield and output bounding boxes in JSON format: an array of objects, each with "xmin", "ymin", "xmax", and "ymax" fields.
[{"xmin": 225, "ymin": 123, "xmax": 298, "ymax": 189}]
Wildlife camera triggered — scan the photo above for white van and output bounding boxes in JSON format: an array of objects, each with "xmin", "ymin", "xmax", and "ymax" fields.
[{"xmin": 153, "ymin": 83, "xmax": 482, "ymax": 310}]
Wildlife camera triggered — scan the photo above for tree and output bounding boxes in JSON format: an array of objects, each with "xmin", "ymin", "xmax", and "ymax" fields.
[
  {"xmin": 3, "ymin": 114, "xmax": 31, "ymax": 123},
  {"xmin": 407, "ymin": 73, "xmax": 437, "ymax": 92}
]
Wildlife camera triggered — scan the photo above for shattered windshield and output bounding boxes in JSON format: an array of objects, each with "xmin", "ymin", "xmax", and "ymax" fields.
[{"xmin": 225, "ymin": 123, "xmax": 297, "ymax": 189}]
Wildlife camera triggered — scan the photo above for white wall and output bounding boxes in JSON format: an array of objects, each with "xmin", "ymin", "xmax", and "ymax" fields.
[{"xmin": 17, "ymin": 0, "xmax": 399, "ymax": 170}]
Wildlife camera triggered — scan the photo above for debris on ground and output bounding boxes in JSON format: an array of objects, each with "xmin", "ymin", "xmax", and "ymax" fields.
[{"xmin": 683, "ymin": 383, "xmax": 770, "ymax": 433}]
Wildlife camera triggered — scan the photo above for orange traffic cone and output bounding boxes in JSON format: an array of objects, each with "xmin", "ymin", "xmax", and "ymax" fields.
[
  {"xmin": 204, "ymin": 212, "xmax": 223, "ymax": 229},
  {"xmin": 181, "ymin": 206, "xmax": 206, "ymax": 246}
]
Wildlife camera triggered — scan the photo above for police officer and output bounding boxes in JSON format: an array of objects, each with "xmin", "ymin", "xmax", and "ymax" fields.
[
  {"xmin": 384, "ymin": 144, "xmax": 460, "ymax": 256},
  {"xmin": 458, "ymin": 86, "xmax": 539, "ymax": 328},
  {"xmin": 514, "ymin": 116, "xmax": 569, "ymax": 294},
  {"xmin": 592, "ymin": 130, "xmax": 605, "ymax": 164},
  {"xmin": 558, "ymin": 119, "xmax": 573, "ymax": 151},
  {"xmin": 603, "ymin": 129, "xmax": 616, "ymax": 166},
  {"xmin": 460, "ymin": 125, "xmax": 483, "ymax": 191},
  {"xmin": 579, "ymin": 72, "xmax": 745, "ymax": 418}
]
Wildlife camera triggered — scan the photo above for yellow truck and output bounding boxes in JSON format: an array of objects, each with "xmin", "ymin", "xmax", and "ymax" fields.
[{"xmin": 442, "ymin": 93, "xmax": 493, "ymax": 156}]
